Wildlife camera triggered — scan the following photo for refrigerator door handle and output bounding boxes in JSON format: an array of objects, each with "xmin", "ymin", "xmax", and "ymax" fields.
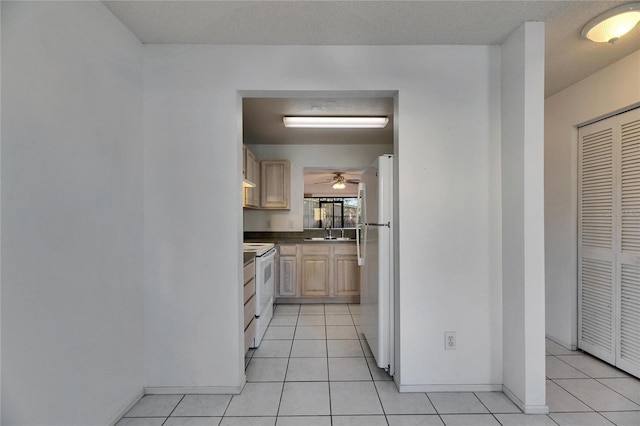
[
  {"xmin": 364, "ymin": 222, "xmax": 391, "ymax": 228},
  {"xmin": 356, "ymin": 183, "xmax": 367, "ymax": 266},
  {"xmin": 356, "ymin": 225, "xmax": 364, "ymax": 266}
]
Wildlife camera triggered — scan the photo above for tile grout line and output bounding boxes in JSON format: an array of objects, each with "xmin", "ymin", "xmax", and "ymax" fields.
[
  {"xmin": 541, "ymin": 410, "xmax": 562, "ymax": 426},
  {"xmin": 550, "ymin": 377, "xmax": 602, "ymax": 414},
  {"xmin": 160, "ymin": 394, "xmax": 185, "ymax": 425},
  {"xmin": 218, "ymin": 390, "xmax": 235, "ymax": 422},
  {"xmin": 554, "ymin": 351, "xmax": 635, "ymax": 380},
  {"xmin": 548, "ymin": 353, "xmax": 593, "ymax": 379},
  {"xmin": 594, "ymin": 377, "xmax": 640, "ymax": 408},
  {"xmin": 273, "ymin": 307, "xmax": 299, "ymax": 419},
  {"xmin": 325, "ymin": 305, "xmax": 336, "ymax": 426},
  {"xmin": 357, "ymin": 306, "xmax": 390, "ymax": 425},
  {"xmin": 423, "ymin": 392, "xmax": 447, "ymax": 425},
  {"xmin": 548, "ymin": 349, "xmax": 640, "ymax": 414},
  {"xmin": 323, "ymin": 304, "xmax": 334, "ymax": 424},
  {"xmin": 472, "ymin": 391, "xmax": 508, "ymax": 425},
  {"xmin": 550, "ymin": 367, "xmax": 640, "ymax": 412}
]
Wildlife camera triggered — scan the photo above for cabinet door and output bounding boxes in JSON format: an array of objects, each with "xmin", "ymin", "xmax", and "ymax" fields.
[
  {"xmin": 335, "ymin": 255, "xmax": 360, "ymax": 296},
  {"xmin": 261, "ymin": 160, "xmax": 290, "ymax": 209},
  {"xmin": 251, "ymin": 154, "xmax": 261, "ymax": 206},
  {"xmin": 279, "ymin": 256, "xmax": 297, "ymax": 297},
  {"xmin": 244, "ymin": 148, "xmax": 259, "ymax": 208},
  {"xmin": 301, "ymin": 256, "xmax": 329, "ymax": 296},
  {"xmin": 242, "ymin": 146, "xmax": 248, "ymax": 208}
]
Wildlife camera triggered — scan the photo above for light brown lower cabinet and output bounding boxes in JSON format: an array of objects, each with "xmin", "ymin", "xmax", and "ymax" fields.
[
  {"xmin": 334, "ymin": 247, "xmax": 360, "ymax": 296},
  {"xmin": 276, "ymin": 243, "xmax": 359, "ymax": 300},
  {"xmin": 278, "ymin": 245, "xmax": 297, "ymax": 297},
  {"xmin": 301, "ymin": 245, "xmax": 331, "ymax": 296},
  {"xmin": 243, "ymin": 259, "xmax": 256, "ymax": 356}
]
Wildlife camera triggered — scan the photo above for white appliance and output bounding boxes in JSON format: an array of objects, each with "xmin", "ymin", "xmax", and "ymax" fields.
[
  {"xmin": 243, "ymin": 242, "xmax": 276, "ymax": 348},
  {"xmin": 356, "ymin": 154, "xmax": 394, "ymax": 376}
]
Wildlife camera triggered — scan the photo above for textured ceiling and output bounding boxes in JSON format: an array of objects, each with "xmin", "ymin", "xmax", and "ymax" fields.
[
  {"xmin": 105, "ymin": 0, "xmax": 568, "ymax": 45},
  {"xmin": 104, "ymin": 0, "xmax": 640, "ymax": 97},
  {"xmin": 103, "ymin": 1, "xmax": 640, "ymax": 147}
]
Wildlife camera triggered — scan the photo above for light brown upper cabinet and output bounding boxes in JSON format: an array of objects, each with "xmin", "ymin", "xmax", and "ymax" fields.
[
  {"xmin": 261, "ymin": 160, "xmax": 290, "ymax": 209},
  {"xmin": 243, "ymin": 146, "xmax": 260, "ymax": 208}
]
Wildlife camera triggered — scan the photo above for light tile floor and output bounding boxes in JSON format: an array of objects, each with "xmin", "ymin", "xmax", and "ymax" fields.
[{"xmin": 118, "ymin": 304, "xmax": 640, "ymax": 426}]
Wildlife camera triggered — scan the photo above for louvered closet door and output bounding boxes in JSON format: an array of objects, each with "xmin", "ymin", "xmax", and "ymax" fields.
[
  {"xmin": 579, "ymin": 119, "xmax": 616, "ymax": 364},
  {"xmin": 616, "ymin": 108, "xmax": 640, "ymax": 377}
]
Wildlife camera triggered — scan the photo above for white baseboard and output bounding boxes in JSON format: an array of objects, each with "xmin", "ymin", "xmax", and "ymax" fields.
[
  {"xmin": 502, "ymin": 385, "xmax": 549, "ymax": 414},
  {"xmin": 144, "ymin": 384, "xmax": 244, "ymax": 395},
  {"xmin": 108, "ymin": 389, "xmax": 144, "ymax": 426},
  {"xmin": 396, "ymin": 383, "xmax": 502, "ymax": 393},
  {"xmin": 145, "ymin": 374, "xmax": 246, "ymax": 396}
]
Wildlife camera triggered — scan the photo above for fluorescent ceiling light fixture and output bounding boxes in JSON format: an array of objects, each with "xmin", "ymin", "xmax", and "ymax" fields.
[
  {"xmin": 581, "ymin": 2, "xmax": 640, "ymax": 43},
  {"xmin": 283, "ymin": 116, "xmax": 389, "ymax": 128}
]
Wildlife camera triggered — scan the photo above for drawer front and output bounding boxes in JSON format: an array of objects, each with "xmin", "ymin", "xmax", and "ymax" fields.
[
  {"xmin": 334, "ymin": 243, "xmax": 357, "ymax": 255},
  {"xmin": 244, "ymin": 261, "xmax": 255, "ymax": 284},
  {"xmin": 279, "ymin": 244, "xmax": 297, "ymax": 256},
  {"xmin": 244, "ymin": 295, "xmax": 256, "ymax": 329},
  {"xmin": 301, "ymin": 244, "xmax": 330, "ymax": 255},
  {"xmin": 244, "ymin": 319, "xmax": 256, "ymax": 355},
  {"xmin": 244, "ymin": 277, "xmax": 256, "ymax": 304}
]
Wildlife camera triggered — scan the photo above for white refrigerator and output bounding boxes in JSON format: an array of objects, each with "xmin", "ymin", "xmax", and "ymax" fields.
[{"xmin": 357, "ymin": 154, "xmax": 394, "ymax": 376}]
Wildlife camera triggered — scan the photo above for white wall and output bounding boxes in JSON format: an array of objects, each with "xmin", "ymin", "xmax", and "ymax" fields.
[
  {"xmin": 1, "ymin": 2, "xmax": 144, "ymax": 424},
  {"xmin": 545, "ymin": 49, "xmax": 640, "ymax": 349},
  {"xmin": 1, "ymin": 3, "xmax": 3, "ymax": 421},
  {"xmin": 500, "ymin": 22, "xmax": 547, "ymax": 413},
  {"xmin": 144, "ymin": 44, "xmax": 504, "ymax": 391},
  {"xmin": 244, "ymin": 143, "xmax": 392, "ymax": 232}
]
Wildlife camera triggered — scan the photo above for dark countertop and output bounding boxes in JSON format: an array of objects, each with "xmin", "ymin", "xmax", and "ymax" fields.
[
  {"xmin": 244, "ymin": 231, "xmax": 357, "ymax": 245},
  {"xmin": 246, "ymin": 238, "xmax": 356, "ymax": 245}
]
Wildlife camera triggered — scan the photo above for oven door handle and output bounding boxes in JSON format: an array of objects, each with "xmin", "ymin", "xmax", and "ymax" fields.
[{"xmin": 260, "ymin": 248, "xmax": 276, "ymax": 262}]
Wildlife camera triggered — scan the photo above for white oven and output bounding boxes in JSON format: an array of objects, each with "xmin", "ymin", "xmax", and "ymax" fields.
[{"xmin": 243, "ymin": 243, "xmax": 276, "ymax": 347}]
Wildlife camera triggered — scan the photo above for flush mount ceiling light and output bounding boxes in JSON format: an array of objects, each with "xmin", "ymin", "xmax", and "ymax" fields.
[
  {"xmin": 332, "ymin": 173, "xmax": 346, "ymax": 189},
  {"xmin": 581, "ymin": 2, "xmax": 640, "ymax": 43},
  {"xmin": 283, "ymin": 116, "xmax": 389, "ymax": 128}
]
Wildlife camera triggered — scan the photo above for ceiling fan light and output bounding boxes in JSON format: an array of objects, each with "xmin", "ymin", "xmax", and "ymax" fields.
[
  {"xmin": 283, "ymin": 116, "xmax": 389, "ymax": 128},
  {"xmin": 582, "ymin": 3, "xmax": 640, "ymax": 43},
  {"xmin": 331, "ymin": 173, "xmax": 346, "ymax": 189},
  {"xmin": 332, "ymin": 182, "xmax": 346, "ymax": 189}
]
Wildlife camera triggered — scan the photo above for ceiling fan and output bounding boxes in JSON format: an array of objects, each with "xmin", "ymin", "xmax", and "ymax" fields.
[{"xmin": 315, "ymin": 172, "xmax": 361, "ymax": 189}]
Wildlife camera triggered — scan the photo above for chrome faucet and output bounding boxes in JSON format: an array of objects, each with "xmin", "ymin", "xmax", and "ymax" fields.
[
  {"xmin": 325, "ymin": 227, "xmax": 332, "ymax": 239},
  {"xmin": 341, "ymin": 228, "xmax": 345, "ymax": 238}
]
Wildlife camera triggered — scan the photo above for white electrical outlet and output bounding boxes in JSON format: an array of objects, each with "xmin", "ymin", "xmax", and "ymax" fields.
[{"xmin": 444, "ymin": 331, "xmax": 456, "ymax": 350}]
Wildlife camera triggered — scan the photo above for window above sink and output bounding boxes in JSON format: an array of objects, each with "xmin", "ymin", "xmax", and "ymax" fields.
[{"xmin": 303, "ymin": 197, "xmax": 358, "ymax": 229}]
